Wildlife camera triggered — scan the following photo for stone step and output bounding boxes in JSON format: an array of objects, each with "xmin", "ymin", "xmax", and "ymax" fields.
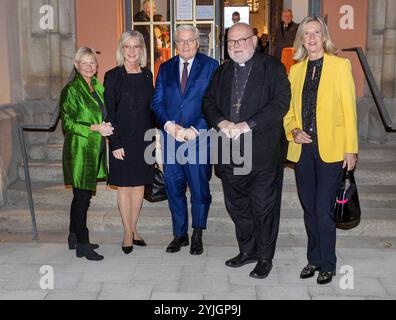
[
  {"xmin": 8, "ymin": 181, "xmax": 396, "ymax": 210},
  {"xmin": 29, "ymin": 144, "xmax": 63, "ymax": 162},
  {"xmin": 1, "ymin": 205, "xmax": 396, "ymax": 237},
  {"xmin": 18, "ymin": 160, "xmax": 396, "ymax": 186},
  {"xmin": 359, "ymin": 143, "xmax": 396, "ymax": 162},
  {"xmin": 26, "ymin": 142, "xmax": 396, "ymax": 162}
]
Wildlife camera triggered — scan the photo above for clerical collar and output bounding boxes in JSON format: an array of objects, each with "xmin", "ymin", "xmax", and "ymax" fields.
[{"xmin": 236, "ymin": 54, "xmax": 255, "ymax": 68}]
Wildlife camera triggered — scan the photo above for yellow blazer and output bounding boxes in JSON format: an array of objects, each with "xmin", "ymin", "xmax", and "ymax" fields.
[{"xmin": 284, "ymin": 53, "xmax": 358, "ymax": 163}]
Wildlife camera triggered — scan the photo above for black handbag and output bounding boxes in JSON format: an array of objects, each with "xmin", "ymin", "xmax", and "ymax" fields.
[
  {"xmin": 333, "ymin": 168, "xmax": 361, "ymax": 230},
  {"xmin": 144, "ymin": 164, "xmax": 167, "ymax": 202}
]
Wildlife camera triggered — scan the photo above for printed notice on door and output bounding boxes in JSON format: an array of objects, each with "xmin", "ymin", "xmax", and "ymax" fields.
[{"xmin": 176, "ymin": 0, "xmax": 193, "ymax": 20}]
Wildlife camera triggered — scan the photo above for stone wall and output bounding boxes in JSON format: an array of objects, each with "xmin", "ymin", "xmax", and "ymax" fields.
[
  {"xmin": 360, "ymin": 0, "xmax": 396, "ymax": 144},
  {"xmin": 0, "ymin": 1, "xmax": 74, "ymax": 207},
  {"xmin": 18, "ymin": 0, "xmax": 76, "ymax": 100}
]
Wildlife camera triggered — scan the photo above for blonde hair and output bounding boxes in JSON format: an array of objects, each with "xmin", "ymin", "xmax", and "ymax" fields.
[
  {"xmin": 116, "ymin": 31, "xmax": 147, "ymax": 67},
  {"xmin": 293, "ymin": 16, "xmax": 337, "ymax": 62},
  {"xmin": 74, "ymin": 47, "xmax": 98, "ymax": 64}
]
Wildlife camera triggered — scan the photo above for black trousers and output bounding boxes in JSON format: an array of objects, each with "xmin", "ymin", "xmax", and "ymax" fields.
[
  {"xmin": 69, "ymin": 188, "xmax": 93, "ymax": 243},
  {"xmin": 220, "ymin": 165, "xmax": 284, "ymax": 260},
  {"xmin": 295, "ymin": 144, "xmax": 343, "ymax": 272}
]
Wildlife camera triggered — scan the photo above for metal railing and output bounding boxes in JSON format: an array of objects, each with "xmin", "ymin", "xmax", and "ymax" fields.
[
  {"xmin": 18, "ymin": 103, "xmax": 60, "ymax": 240},
  {"xmin": 342, "ymin": 47, "xmax": 396, "ymax": 132}
]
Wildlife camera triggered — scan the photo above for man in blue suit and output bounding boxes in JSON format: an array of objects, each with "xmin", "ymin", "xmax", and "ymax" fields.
[{"xmin": 152, "ymin": 25, "xmax": 219, "ymax": 255}]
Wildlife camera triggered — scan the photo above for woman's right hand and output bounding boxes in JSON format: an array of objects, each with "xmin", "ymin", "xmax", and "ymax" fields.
[
  {"xmin": 93, "ymin": 122, "xmax": 114, "ymax": 137},
  {"xmin": 292, "ymin": 128, "xmax": 313, "ymax": 144},
  {"xmin": 112, "ymin": 148, "xmax": 125, "ymax": 160}
]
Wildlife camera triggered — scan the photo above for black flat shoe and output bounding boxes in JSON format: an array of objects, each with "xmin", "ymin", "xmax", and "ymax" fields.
[
  {"xmin": 68, "ymin": 233, "xmax": 99, "ymax": 250},
  {"xmin": 249, "ymin": 260, "xmax": 273, "ymax": 279},
  {"xmin": 133, "ymin": 238, "xmax": 147, "ymax": 247},
  {"xmin": 166, "ymin": 236, "xmax": 189, "ymax": 253},
  {"xmin": 300, "ymin": 264, "xmax": 320, "ymax": 279},
  {"xmin": 317, "ymin": 271, "xmax": 336, "ymax": 285},
  {"xmin": 225, "ymin": 253, "xmax": 258, "ymax": 268},
  {"xmin": 190, "ymin": 235, "xmax": 203, "ymax": 255}
]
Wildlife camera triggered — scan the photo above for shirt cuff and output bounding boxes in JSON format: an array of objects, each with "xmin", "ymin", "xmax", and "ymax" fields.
[
  {"xmin": 190, "ymin": 126, "xmax": 200, "ymax": 136},
  {"xmin": 164, "ymin": 121, "xmax": 172, "ymax": 133}
]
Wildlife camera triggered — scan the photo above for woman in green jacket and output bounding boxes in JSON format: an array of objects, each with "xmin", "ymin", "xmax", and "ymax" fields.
[{"xmin": 60, "ymin": 47, "xmax": 113, "ymax": 261}]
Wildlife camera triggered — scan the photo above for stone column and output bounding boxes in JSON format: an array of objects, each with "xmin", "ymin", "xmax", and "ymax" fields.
[{"xmin": 381, "ymin": 0, "xmax": 396, "ymax": 98}]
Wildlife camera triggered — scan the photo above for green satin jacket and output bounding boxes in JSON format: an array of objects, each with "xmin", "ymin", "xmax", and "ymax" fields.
[{"xmin": 60, "ymin": 72, "xmax": 107, "ymax": 191}]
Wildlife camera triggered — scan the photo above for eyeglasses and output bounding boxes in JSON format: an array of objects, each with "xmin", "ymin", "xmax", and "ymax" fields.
[
  {"xmin": 175, "ymin": 39, "xmax": 197, "ymax": 46},
  {"xmin": 227, "ymin": 34, "xmax": 255, "ymax": 47}
]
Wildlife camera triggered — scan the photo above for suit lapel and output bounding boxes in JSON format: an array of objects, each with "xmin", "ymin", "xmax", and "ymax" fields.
[
  {"xmin": 293, "ymin": 58, "xmax": 308, "ymax": 127},
  {"xmin": 183, "ymin": 54, "xmax": 202, "ymax": 96},
  {"xmin": 240, "ymin": 53, "xmax": 262, "ymax": 117},
  {"xmin": 173, "ymin": 57, "xmax": 182, "ymax": 97},
  {"xmin": 222, "ymin": 62, "xmax": 234, "ymax": 118},
  {"xmin": 317, "ymin": 53, "xmax": 329, "ymax": 110}
]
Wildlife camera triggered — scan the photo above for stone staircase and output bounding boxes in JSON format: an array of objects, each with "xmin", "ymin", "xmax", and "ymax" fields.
[{"xmin": 1, "ymin": 134, "xmax": 396, "ymax": 238}]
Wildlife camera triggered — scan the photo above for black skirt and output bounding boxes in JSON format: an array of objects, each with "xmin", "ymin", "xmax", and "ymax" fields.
[{"xmin": 108, "ymin": 136, "xmax": 154, "ymax": 187}]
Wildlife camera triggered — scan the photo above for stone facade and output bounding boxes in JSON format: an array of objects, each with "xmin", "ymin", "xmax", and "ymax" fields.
[
  {"xmin": 18, "ymin": 0, "xmax": 76, "ymax": 100},
  {"xmin": 361, "ymin": 0, "xmax": 396, "ymax": 144},
  {"xmin": 0, "ymin": 0, "xmax": 75, "ymax": 206}
]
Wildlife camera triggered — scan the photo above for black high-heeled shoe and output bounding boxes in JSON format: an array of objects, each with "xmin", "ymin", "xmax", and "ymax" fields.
[
  {"xmin": 68, "ymin": 233, "xmax": 99, "ymax": 250},
  {"xmin": 122, "ymin": 235, "xmax": 133, "ymax": 254},
  {"xmin": 133, "ymin": 235, "xmax": 147, "ymax": 247}
]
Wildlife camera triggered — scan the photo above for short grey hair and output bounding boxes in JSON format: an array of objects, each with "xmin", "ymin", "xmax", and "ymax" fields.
[
  {"xmin": 116, "ymin": 30, "xmax": 147, "ymax": 67},
  {"xmin": 74, "ymin": 47, "xmax": 98, "ymax": 64},
  {"xmin": 175, "ymin": 25, "xmax": 200, "ymax": 44},
  {"xmin": 293, "ymin": 16, "xmax": 337, "ymax": 62},
  {"xmin": 228, "ymin": 22, "xmax": 258, "ymax": 48}
]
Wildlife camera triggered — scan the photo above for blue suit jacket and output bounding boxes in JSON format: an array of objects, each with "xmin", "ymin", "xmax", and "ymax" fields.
[{"xmin": 152, "ymin": 52, "xmax": 219, "ymax": 131}]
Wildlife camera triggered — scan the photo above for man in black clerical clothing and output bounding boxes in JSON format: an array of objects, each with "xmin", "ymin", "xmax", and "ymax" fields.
[{"xmin": 203, "ymin": 23, "xmax": 290, "ymax": 279}]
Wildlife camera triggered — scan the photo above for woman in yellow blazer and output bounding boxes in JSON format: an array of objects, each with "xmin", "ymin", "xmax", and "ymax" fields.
[{"xmin": 284, "ymin": 16, "xmax": 358, "ymax": 285}]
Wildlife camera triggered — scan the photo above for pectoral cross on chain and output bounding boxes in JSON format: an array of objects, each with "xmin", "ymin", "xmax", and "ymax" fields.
[{"xmin": 233, "ymin": 98, "xmax": 242, "ymax": 114}]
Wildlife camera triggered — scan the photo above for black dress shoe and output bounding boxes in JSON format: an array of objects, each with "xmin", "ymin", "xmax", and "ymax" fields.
[
  {"xmin": 317, "ymin": 271, "xmax": 336, "ymax": 285},
  {"xmin": 249, "ymin": 260, "xmax": 273, "ymax": 279},
  {"xmin": 300, "ymin": 264, "xmax": 320, "ymax": 279},
  {"xmin": 225, "ymin": 253, "xmax": 258, "ymax": 268},
  {"xmin": 190, "ymin": 235, "xmax": 203, "ymax": 255},
  {"xmin": 133, "ymin": 238, "xmax": 147, "ymax": 247},
  {"xmin": 68, "ymin": 233, "xmax": 99, "ymax": 250},
  {"xmin": 166, "ymin": 236, "xmax": 189, "ymax": 253},
  {"xmin": 76, "ymin": 243, "xmax": 104, "ymax": 261}
]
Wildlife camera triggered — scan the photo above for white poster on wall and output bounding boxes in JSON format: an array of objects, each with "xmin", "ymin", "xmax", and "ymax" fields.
[
  {"xmin": 196, "ymin": 6, "xmax": 214, "ymax": 20},
  {"xmin": 176, "ymin": 0, "xmax": 193, "ymax": 20},
  {"xmin": 224, "ymin": 6, "xmax": 250, "ymax": 28}
]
